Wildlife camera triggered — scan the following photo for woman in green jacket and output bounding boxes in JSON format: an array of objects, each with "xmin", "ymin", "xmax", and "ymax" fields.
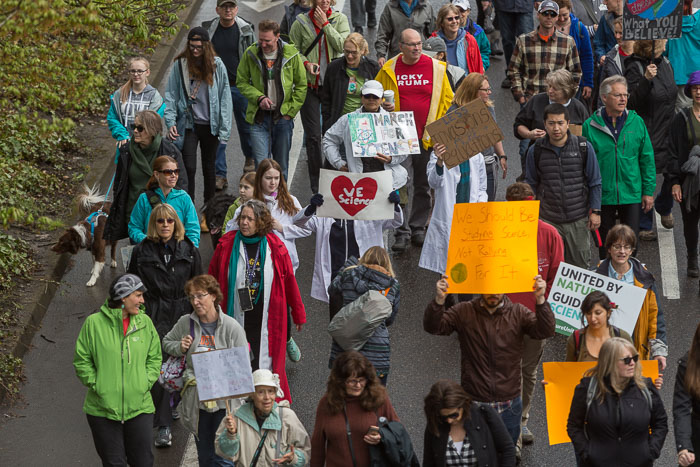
[
  {"xmin": 290, "ymin": 0, "xmax": 349, "ymax": 193},
  {"xmin": 73, "ymin": 274, "xmax": 161, "ymax": 467}
]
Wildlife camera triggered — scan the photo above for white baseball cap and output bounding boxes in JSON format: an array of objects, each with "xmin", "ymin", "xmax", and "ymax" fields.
[
  {"xmin": 453, "ymin": 0, "xmax": 471, "ymax": 11},
  {"xmin": 361, "ymin": 80, "xmax": 384, "ymax": 98}
]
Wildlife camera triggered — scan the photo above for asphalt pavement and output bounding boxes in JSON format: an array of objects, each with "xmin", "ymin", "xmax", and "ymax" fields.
[{"xmin": 1, "ymin": 0, "xmax": 697, "ymax": 466}]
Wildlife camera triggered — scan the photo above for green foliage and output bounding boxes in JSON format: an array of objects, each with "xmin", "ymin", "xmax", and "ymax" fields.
[
  {"xmin": 0, "ymin": 234, "xmax": 34, "ymax": 293},
  {"xmin": 0, "ymin": 353, "xmax": 23, "ymax": 399}
]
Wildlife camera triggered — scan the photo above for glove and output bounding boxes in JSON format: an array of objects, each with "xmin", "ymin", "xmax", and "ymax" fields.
[
  {"xmin": 388, "ymin": 191, "xmax": 400, "ymax": 205},
  {"xmin": 304, "ymin": 193, "xmax": 324, "ymax": 216}
]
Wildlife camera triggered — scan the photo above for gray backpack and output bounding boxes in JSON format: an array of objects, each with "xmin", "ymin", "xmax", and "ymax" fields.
[{"xmin": 328, "ymin": 288, "xmax": 392, "ymax": 351}]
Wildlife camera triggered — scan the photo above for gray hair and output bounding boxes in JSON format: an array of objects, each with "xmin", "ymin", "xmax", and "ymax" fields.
[
  {"xmin": 545, "ymin": 69, "xmax": 578, "ymax": 100},
  {"xmin": 600, "ymin": 75, "xmax": 628, "ymax": 97}
]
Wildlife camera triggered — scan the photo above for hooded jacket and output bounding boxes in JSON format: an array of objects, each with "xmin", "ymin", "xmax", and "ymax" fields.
[
  {"xmin": 431, "ymin": 28, "xmax": 484, "ymax": 74},
  {"xmin": 667, "ymin": 107, "xmax": 700, "ymax": 187},
  {"xmin": 666, "ymin": 10, "xmax": 700, "ymax": 85},
  {"xmin": 127, "ymin": 237, "xmax": 202, "ymax": 338},
  {"xmin": 375, "ymin": 0, "xmax": 436, "ymax": 60},
  {"xmin": 582, "ymin": 109, "xmax": 656, "ymax": 205},
  {"xmin": 107, "ymin": 85, "xmax": 165, "ymax": 142},
  {"xmin": 464, "ymin": 17, "xmax": 491, "ymax": 70},
  {"xmin": 73, "ymin": 300, "xmax": 161, "ymax": 421},
  {"xmin": 567, "ymin": 13, "xmax": 594, "ymax": 90},
  {"xmin": 237, "ymin": 39, "xmax": 307, "ymax": 123},
  {"xmin": 128, "ymin": 187, "xmax": 201, "ymax": 246},
  {"xmin": 672, "ymin": 353, "xmax": 700, "ymax": 456}
]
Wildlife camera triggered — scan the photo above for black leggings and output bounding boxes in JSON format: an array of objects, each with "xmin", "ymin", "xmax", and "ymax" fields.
[
  {"xmin": 599, "ymin": 203, "xmax": 641, "ymax": 259},
  {"xmin": 681, "ymin": 199, "xmax": 700, "ymax": 260},
  {"xmin": 87, "ymin": 413, "xmax": 153, "ymax": 467},
  {"xmin": 182, "ymin": 123, "xmax": 219, "ymax": 204}
]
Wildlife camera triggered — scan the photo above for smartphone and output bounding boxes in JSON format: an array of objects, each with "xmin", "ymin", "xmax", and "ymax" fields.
[
  {"xmin": 237, "ymin": 287, "xmax": 254, "ymax": 312},
  {"xmin": 311, "ymin": 64, "xmax": 320, "ymax": 74},
  {"xmin": 366, "ymin": 426, "xmax": 380, "ymax": 435}
]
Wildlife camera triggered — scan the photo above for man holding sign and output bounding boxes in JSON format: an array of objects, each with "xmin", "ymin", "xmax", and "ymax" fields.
[{"xmin": 424, "ymin": 274, "xmax": 555, "ymax": 447}]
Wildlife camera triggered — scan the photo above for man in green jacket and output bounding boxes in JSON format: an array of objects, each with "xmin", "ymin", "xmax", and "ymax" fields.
[
  {"xmin": 583, "ymin": 74, "xmax": 655, "ymax": 259},
  {"xmin": 236, "ymin": 19, "xmax": 307, "ymax": 180}
]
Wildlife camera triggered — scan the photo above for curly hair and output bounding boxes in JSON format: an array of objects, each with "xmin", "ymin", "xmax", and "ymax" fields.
[
  {"xmin": 424, "ymin": 380, "xmax": 471, "ymax": 436},
  {"xmin": 237, "ymin": 199, "xmax": 274, "ymax": 236},
  {"xmin": 505, "ymin": 182, "xmax": 534, "ymax": 201},
  {"xmin": 254, "ymin": 159, "xmax": 299, "ymax": 216},
  {"xmin": 185, "ymin": 274, "xmax": 224, "ymax": 305},
  {"xmin": 325, "ymin": 351, "xmax": 386, "ymax": 414}
]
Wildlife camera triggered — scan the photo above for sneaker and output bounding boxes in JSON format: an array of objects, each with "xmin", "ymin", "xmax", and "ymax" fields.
[
  {"xmin": 660, "ymin": 213, "xmax": 674, "ymax": 229},
  {"xmin": 491, "ymin": 38, "xmax": 504, "ymax": 56},
  {"xmin": 392, "ymin": 235, "xmax": 409, "ymax": 252},
  {"xmin": 501, "ymin": 77, "xmax": 512, "ymax": 89},
  {"xmin": 411, "ymin": 231, "xmax": 426, "ymax": 246},
  {"xmin": 155, "ymin": 426, "xmax": 172, "ymax": 448},
  {"xmin": 215, "ymin": 176, "xmax": 228, "ymax": 191},
  {"xmin": 200, "ymin": 214, "xmax": 209, "ymax": 233},
  {"xmin": 521, "ymin": 425, "xmax": 534, "ymax": 444},
  {"xmin": 515, "ymin": 445, "xmax": 522, "ymax": 464},
  {"xmin": 171, "ymin": 407, "xmax": 180, "ymax": 420},
  {"xmin": 244, "ymin": 157, "xmax": 256, "ymax": 173},
  {"xmin": 287, "ymin": 337, "xmax": 301, "ymax": 362},
  {"xmin": 639, "ymin": 230, "xmax": 657, "ymax": 241}
]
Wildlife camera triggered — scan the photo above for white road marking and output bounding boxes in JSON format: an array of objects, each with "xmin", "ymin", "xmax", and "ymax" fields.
[{"xmin": 656, "ymin": 211, "xmax": 680, "ymax": 299}]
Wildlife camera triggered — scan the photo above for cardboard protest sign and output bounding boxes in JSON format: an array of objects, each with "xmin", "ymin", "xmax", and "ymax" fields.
[
  {"xmin": 445, "ymin": 201, "xmax": 539, "ymax": 294},
  {"xmin": 623, "ymin": 0, "xmax": 682, "ymax": 40},
  {"xmin": 549, "ymin": 263, "xmax": 647, "ymax": 337},
  {"xmin": 543, "ymin": 361, "xmax": 659, "ymax": 445},
  {"xmin": 316, "ymin": 169, "xmax": 394, "ymax": 221},
  {"xmin": 191, "ymin": 347, "xmax": 254, "ymax": 402},
  {"xmin": 425, "ymin": 98, "xmax": 504, "ymax": 169},
  {"xmin": 348, "ymin": 111, "xmax": 420, "ymax": 157}
]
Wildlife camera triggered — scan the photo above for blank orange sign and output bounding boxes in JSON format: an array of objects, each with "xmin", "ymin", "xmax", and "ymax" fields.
[
  {"xmin": 445, "ymin": 201, "xmax": 539, "ymax": 293},
  {"xmin": 542, "ymin": 361, "xmax": 659, "ymax": 445}
]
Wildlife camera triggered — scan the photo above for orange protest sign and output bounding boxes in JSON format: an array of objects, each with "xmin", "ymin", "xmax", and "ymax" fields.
[
  {"xmin": 542, "ymin": 360, "xmax": 659, "ymax": 445},
  {"xmin": 445, "ymin": 201, "xmax": 539, "ymax": 294}
]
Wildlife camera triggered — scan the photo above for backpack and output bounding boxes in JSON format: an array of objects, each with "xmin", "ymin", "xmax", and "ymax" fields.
[
  {"xmin": 584, "ymin": 376, "xmax": 653, "ymax": 439},
  {"xmin": 327, "ymin": 288, "xmax": 392, "ymax": 351},
  {"xmin": 158, "ymin": 318, "xmax": 194, "ymax": 393},
  {"xmin": 203, "ymin": 191, "xmax": 237, "ymax": 236},
  {"xmin": 573, "ymin": 325, "xmax": 621, "ymax": 359},
  {"xmin": 533, "ymin": 135, "xmax": 588, "ymax": 169},
  {"xmin": 145, "ymin": 189, "xmax": 161, "ymax": 208}
]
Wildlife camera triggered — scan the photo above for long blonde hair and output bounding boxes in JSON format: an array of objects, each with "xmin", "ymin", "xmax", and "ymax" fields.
[
  {"xmin": 454, "ymin": 73, "xmax": 493, "ymax": 108},
  {"xmin": 119, "ymin": 57, "xmax": 150, "ymax": 104},
  {"xmin": 585, "ymin": 337, "xmax": 645, "ymax": 403}
]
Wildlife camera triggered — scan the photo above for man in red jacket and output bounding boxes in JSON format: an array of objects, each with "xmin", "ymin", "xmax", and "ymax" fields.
[{"xmin": 506, "ymin": 182, "xmax": 564, "ymax": 452}]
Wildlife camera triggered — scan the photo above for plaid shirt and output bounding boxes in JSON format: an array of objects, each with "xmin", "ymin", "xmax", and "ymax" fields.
[
  {"xmin": 479, "ymin": 399, "xmax": 513, "ymax": 414},
  {"xmin": 446, "ymin": 436, "xmax": 477, "ymax": 466},
  {"xmin": 507, "ymin": 29, "xmax": 582, "ymax": 102}
]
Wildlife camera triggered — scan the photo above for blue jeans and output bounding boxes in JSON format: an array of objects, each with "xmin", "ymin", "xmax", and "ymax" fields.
[
  {"xmin": 498, "ymin": 10, "xmax": 534, "ymax": 71},
  {"xmin": 250, "ymin": 114, "xmax": 294, "ymax": 180},
  {"xmin": 195, "ymin": 409, "xmax": 234, "ymax": 467},
  {"xmin": 498, "ymin": 396, "xmax": 523, "ymax": 446},
  {"xmin": 639, "ymin": 177, "xmax": 674, "ymax": 230},
  {"xmin": 215, "ymin": 85, "xmax": 252, "ymax": 177}
]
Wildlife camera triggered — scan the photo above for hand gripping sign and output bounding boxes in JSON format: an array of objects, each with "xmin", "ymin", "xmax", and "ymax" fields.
[{"xmin": 317, "ymin": 169, "xmax": 394, "ymax": 221}]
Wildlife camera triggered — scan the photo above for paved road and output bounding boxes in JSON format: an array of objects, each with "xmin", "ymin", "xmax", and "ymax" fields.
[{"xmin": 1, "ymin": 0, "xmax": 696, "ymax": 466}]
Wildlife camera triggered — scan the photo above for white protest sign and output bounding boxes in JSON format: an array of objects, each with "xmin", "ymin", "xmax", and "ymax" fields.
[
  {"xmin": 549, "ymin": 262, "xmax": 647, "ymax": 337},
  {"xmin": 316, "ymin": 169, "xmax": 394, "ymax": 221},
  {"xmin": 348, "ymin": 111, "xmax": 421, "ymax": 157},
  {"xmin": 191, "ymin": 346, "xmax": 254, "ymax": 402}
]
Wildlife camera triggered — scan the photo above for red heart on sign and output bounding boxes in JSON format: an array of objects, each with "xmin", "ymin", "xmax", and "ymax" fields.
[{"xmin": 330, "ymin": 176, "xmax": 378, "ymax": 217}]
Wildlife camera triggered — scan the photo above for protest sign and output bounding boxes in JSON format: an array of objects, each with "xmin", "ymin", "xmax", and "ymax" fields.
[
  {"xmin": 543, "ymin": 361, "xmax": 659, "ymax": 445},
  {"xmin": 348, "ymin": 111, "xmax": 420, "ymax": 157},
  {"xmin": 316, "ymin": 169, "xmax": 394, "ymax": 221},
  {"xmin": 191, "ymin": 347, "xmax": 254, "ymax": 402},
  {"xmin": 424, "ymin": 98, "xmax": 504, "ymax": 169},
  {"xmin": 548, "ymin": 262, "xmax": 647, "ymax": 337},
  {"xmin": 623, "ymin": 0, "xmax": 682, "ymax": 40},
  {"xmin": 445, "ymin": 201, "xmax": 539, "ymax": 294}
]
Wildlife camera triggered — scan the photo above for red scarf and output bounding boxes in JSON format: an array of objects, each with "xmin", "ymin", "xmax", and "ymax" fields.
[{"xmin": 307, "ymin": 9, "xmax": 333, "ymax": 88}]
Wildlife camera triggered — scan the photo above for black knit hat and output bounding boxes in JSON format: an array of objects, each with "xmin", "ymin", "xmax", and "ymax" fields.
[{"xmin": 188, "ymin": 27, "xmax": 210, "ymax": 42}]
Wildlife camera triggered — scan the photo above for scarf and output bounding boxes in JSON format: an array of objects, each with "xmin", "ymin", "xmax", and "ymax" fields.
[
  {"xmin": 399, "ymin": 0, "xmax": 418, "ymax": 17},
  {"xmin": 226, "ymin": 232, "xmax": 268, "ymax": 316},
  {"xmin": 456, "ymin": 160, "xmax": 471, "ymax": 204},
  {"xmin": 126, "ymin": 134, "xmax": 162, "ymax": 217}
]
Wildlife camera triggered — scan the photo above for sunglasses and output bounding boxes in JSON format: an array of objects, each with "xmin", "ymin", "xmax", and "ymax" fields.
[
  {"xmin": 158, "ymin": 169, "xmax": 180, "ymax": 176},
  {"xmin": 541, "ymin": 11, "xmax": 558, "ymax": 17},
  {"xmin": 133, "ymin": 125, "xmax": 145, "ymax": 133},
  {"xmin": 445, "ymin": 15, "xmax": 460, "ymax": 22},
  {"xmin": 620, "ymin": 354, "xmax": 639, "ymax": 365},
  {"xmin": 156, "ymin": 218, "xmax": 175, "ymax": 225},
  {"xmin": 441, "ymin": 411, "xmax": 461, "ymax": 422}
]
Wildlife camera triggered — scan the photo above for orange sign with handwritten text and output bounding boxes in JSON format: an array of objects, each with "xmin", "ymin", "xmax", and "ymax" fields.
[{"xmin": 445, "ymin": 201, "xmax": 539, "ymax": 294}]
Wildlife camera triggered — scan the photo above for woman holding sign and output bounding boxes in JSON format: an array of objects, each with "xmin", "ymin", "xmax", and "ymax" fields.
[
  {"xmin": 595, "ymin": 224, "xmax": 668, "ymax": 369},
  {"xmin": 162, "ymin": 274, "xmax": 247, "ymax": 466},
  {"xmin": 215, "ymin": 369, "xmax": 311, "ymax": 465},
  {"xmin": 567, "ymin": 337, "xmax": 668, "ymax": 466},
  {"xmin": 209, "ymin": 199, "xmax": 306, "ymax": 403},
  {"xmin": 673, "ymin": 322, "xmax": 700, "ymax": 467}
]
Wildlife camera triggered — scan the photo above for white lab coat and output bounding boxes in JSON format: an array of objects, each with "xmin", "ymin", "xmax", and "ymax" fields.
[
  {"xmin": 294, "ymin": 208, "xmax": 404, "ymax": 302},
  {"xmin": 418, "ymin": 152, "xmax": 488, "ymax": 274}
]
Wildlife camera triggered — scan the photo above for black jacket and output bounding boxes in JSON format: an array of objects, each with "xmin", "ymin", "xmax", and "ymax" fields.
[
  {"xmin": 624, "ymin": 55, "xmax": 677, "ymax": 172},
  {"xmin": 369, "ymin": 421, "xmax": 420, "ymax": 467},
  {"xmin": 423, "ymin": 403, "xmax": 516, "ymax": 467},
  {"xmin": 320, "ymin": 56, "xmax": 381, "ymax": 133},
  {"xmin": 666, "ymin": 108, "xmax": 699, "ymax": 186},
  {"xmin": 513, "ymin": 92, "xmax": 590, "ymax": 140},
  {"xmin": 104, "ymin": 139, "xmax": 188, "ymax": 242},
  {"xmin": 567, "ymin": 376, "xmax": 668, "ymax": 467},
  {"xmin": 127, "ymin": 237, "xmax": 201, "ymax": 338},
  {"xmin": 673, "ymin": 353, "xmax": 700, "ymax": 456}
]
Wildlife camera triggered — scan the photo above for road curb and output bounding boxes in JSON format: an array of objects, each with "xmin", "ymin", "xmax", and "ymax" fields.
[{"xmin": 3, "ymin": 0, "xmax": 207, "ymax": 399}]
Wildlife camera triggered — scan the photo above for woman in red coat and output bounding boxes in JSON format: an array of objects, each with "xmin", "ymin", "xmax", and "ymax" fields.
[{"xmin": 209, "ymin": 199, "xmax": 305, "ymax": 402}]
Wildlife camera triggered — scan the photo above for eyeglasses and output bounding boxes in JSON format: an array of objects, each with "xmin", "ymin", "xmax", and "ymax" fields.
[
  {"xmin": 189, "ymin": 44, "xmax": 204, "ymax": 50},
  {"xmin": 541, "ymin": 11, "xmax": 558, "ymax": 17},
  {"xmin": 345, "ymin": 377, "xmax": 367, "ymax": 386},
  {"xmin": 609, "ymin": 92, "xmax": 630, "ymax": 100},
  {"xmin": 620, "ymin": 354, "xmax": 639, "ymax": 365},
  {"xmin": 401, "ymin": 41, "xmax": 423, "ymax": 48},
  {"xmin": 445, "ymin": 15, "xmax": 460, "ymax": 22},
  {"xmin": 479, "ymin": 87, "xmax": 492, "ymax": 93},
  {"xmin": 158, "ymin": 169, "xmax": 180, "ymax": 176},
  {"xmin": 129, "ymin": 69, "xmax": 148, "ymax": 75},
  {"xmin": 188, "ymin": 292, "xmax": 209, "ymax": 302},
  {"xmin": 133, "ymin": 125, "xmax": 145, "ymax": 133},
  {"xmin": 611, "ymin": 244, "xmax": 632, "ymax": 252},
  {"xmin": 440, "ymin": 411, "xmax": 461, "ymax": 422},
  {"xmin": 156, "ymin": 218, "xmax": 175, "ymax": 225},
  {"xmin": 343, "ymin": 49, "xmax": 359, "ymax": 56}
]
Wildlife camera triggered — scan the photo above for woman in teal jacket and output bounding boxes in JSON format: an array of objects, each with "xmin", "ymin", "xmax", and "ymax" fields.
[
  {"xmin": 73, "ymin": 274, "xmax": 161, "ymax": 467},
  {"xmin": 107, "ymin": 56, "xmax": 165, "ymax": 148},
  {"xmin": 128, "ymin": 155, "xmax": 200, "ymax": 247}
]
